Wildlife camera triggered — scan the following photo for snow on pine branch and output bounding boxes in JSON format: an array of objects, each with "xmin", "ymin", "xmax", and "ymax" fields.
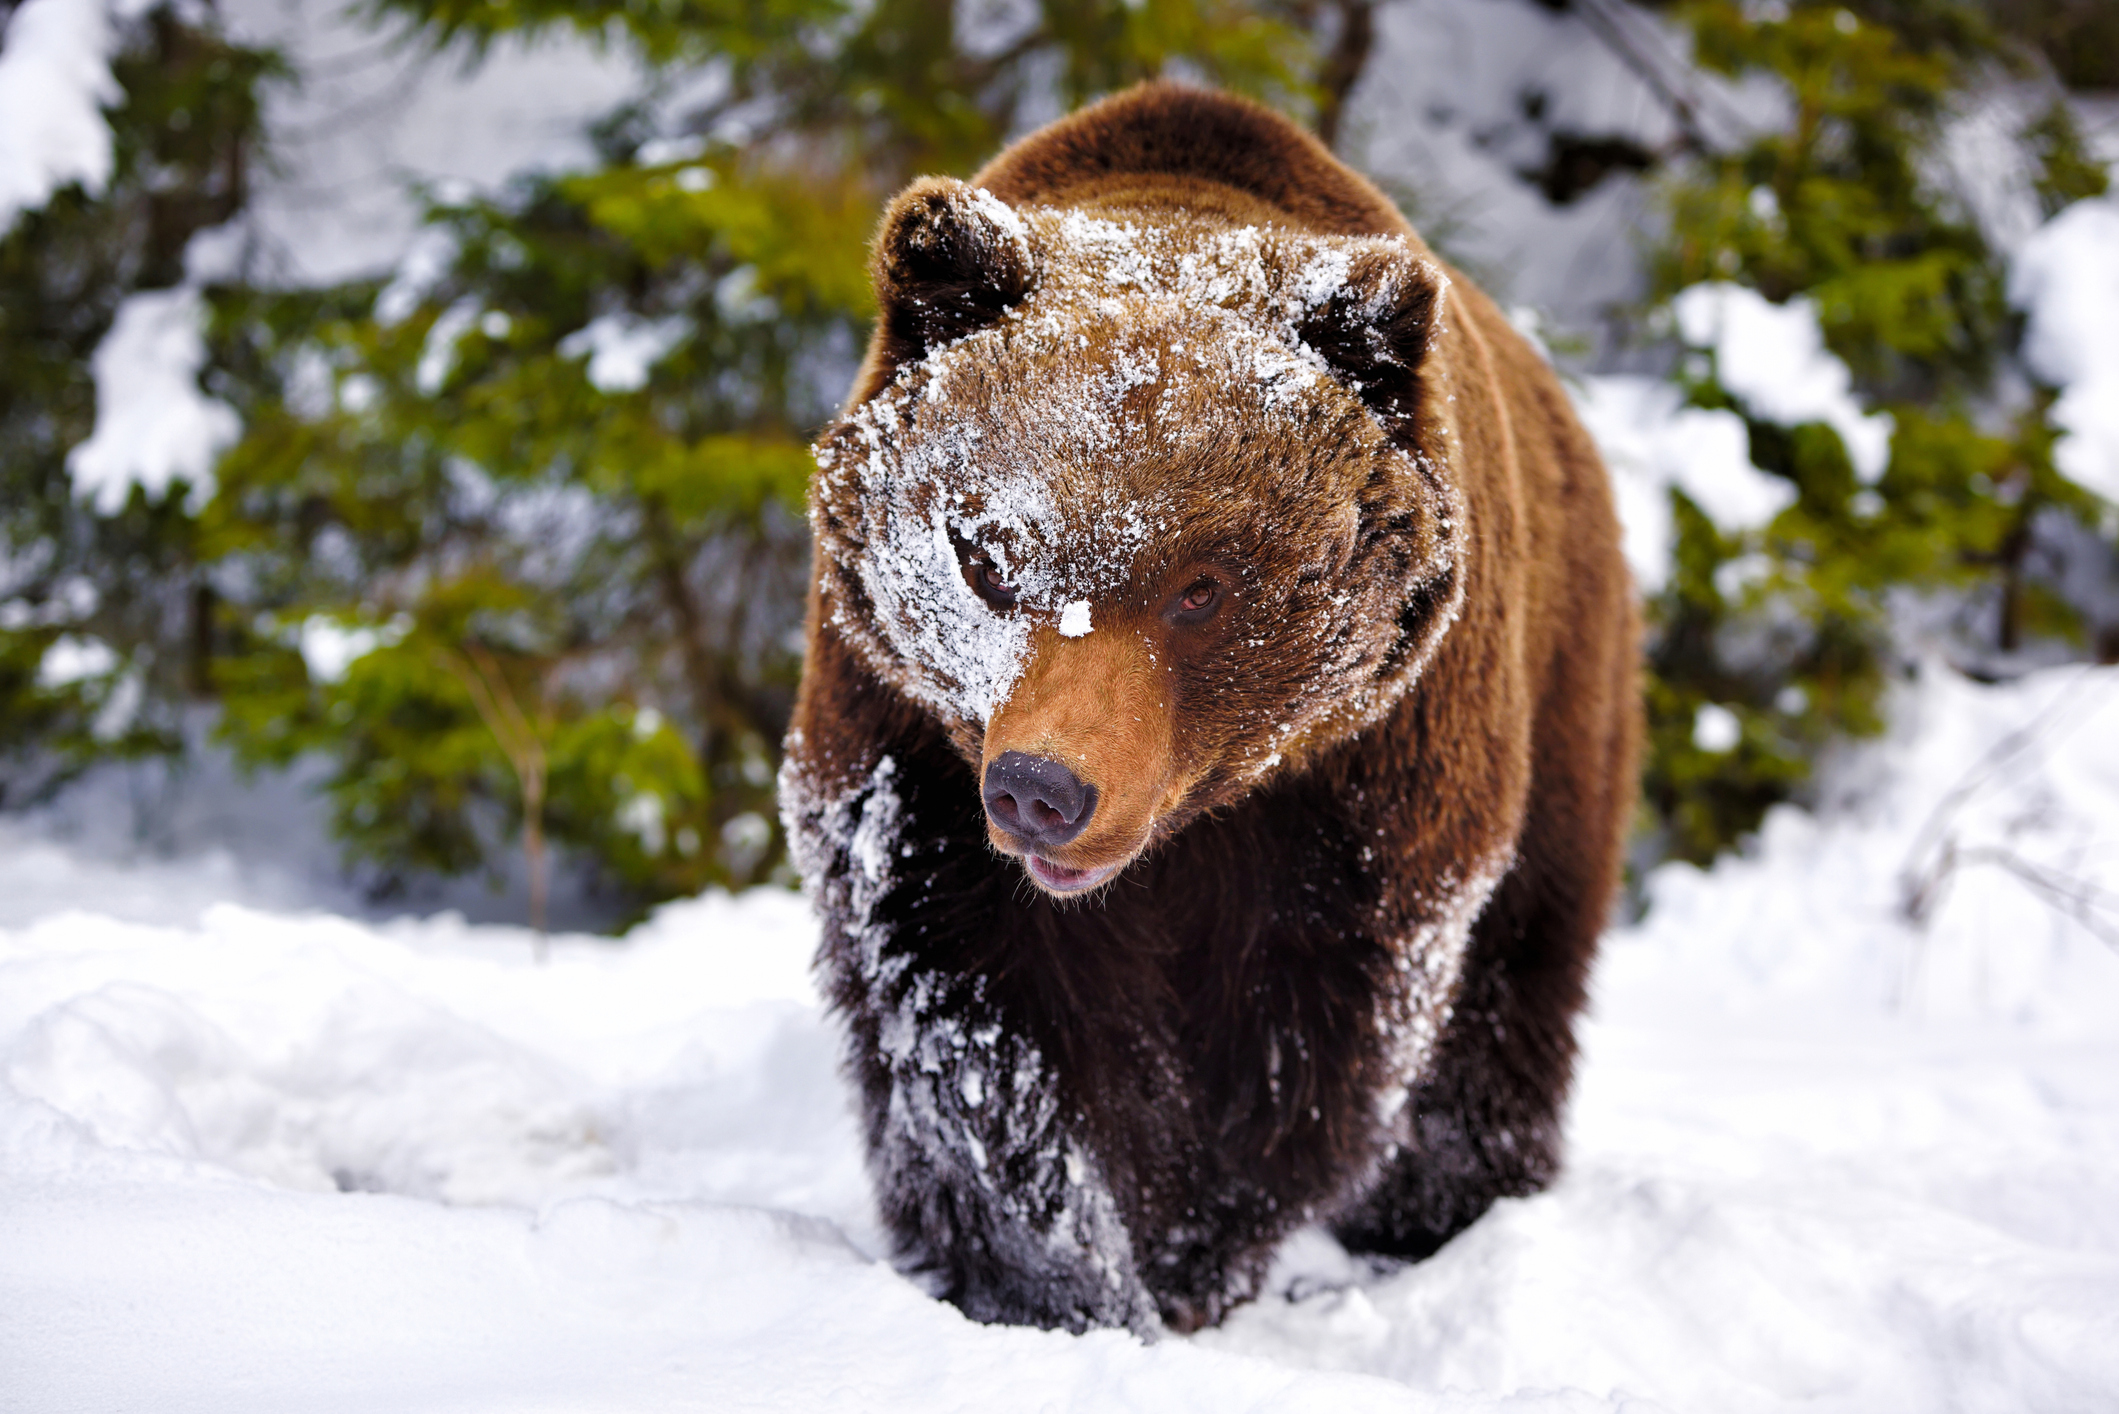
[
  {"xmin": 1672, "ymin": 281, "xmax": 1895, "ymax": 485},
  {"xmin": 2012, "ymin": 194, "xmax": 2119, "ymax": 506},
  {"xmin": 1570, "ymin": 372, "xmax": 1793, "ymax": 592},
  {"xmin": 1570, "ymin": 280, "xmax": 1916, "ymax": 591},
  {"xmin": 0, "ymin": 0, "xmax": 156, "ymax": 235},
  {"xmin": 66, "ymin": 285, "xmax": 241, "ymax": 515}
]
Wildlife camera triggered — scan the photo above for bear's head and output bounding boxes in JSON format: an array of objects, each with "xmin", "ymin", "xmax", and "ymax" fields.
[{"xmin": 812, "ymin": 178, "xmax": 1463, "ymax": 896}]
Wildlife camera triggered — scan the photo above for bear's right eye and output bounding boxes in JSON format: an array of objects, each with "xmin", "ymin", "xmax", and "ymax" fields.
[{"xmin": 966, "ymin": 552, "xmax": 1018, "ymax": 610}]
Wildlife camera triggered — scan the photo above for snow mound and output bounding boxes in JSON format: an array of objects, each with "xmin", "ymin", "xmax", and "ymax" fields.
[{"xmin": 5, "ymin": 666, "xmax": 2119, "ymax": 1410}]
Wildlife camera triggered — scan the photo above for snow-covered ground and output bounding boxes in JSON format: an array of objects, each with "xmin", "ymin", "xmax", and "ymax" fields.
[
  {"xmin": 5, "ymin": 661, "xmax": 2117, "ymax": 1413},
  {"xmin": 5, "ymin": 2, "xmax": 2117, "ymax": 1404}
]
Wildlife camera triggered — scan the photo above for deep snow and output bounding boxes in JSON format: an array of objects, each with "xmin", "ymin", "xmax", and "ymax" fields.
[{"xmin": 5, "ymin": 662, "xmax": 2118, "ymax": 1412}]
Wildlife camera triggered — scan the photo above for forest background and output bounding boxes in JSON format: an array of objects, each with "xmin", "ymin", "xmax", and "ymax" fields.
[{"xmin": 3, "ymin": 0, "xmax": 2115, "ymax": 930}]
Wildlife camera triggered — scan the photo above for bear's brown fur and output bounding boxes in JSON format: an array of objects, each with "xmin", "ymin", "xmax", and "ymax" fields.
[{"xmin": 781, "ymin": 82, "xmax": 1639, "ymax": 1333}]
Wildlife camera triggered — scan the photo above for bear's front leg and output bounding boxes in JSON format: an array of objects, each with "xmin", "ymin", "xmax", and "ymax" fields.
[
  {"xmin": 789, "ymin": 745, "xmax": 1161, "ymax": 1334},
  {"xmin": 853, "ymin": 967, "xmax": 1158, "ymax": 1333}
]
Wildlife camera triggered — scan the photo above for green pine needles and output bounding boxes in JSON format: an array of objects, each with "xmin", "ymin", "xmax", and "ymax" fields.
[{"xmin": 1637, "ymin": 0, "xmax": 2111, "ymax": 866}]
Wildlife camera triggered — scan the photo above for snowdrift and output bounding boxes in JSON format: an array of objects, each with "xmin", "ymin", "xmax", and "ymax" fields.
[{"xmin": 4, "ymin": 663, "xmax": 2118, "ymax": 1412}]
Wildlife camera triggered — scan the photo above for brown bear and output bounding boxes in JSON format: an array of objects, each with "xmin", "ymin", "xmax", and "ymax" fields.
[{"xmin": 781, "ymin": 81, "xmax": 1639, "ymax": 1334}]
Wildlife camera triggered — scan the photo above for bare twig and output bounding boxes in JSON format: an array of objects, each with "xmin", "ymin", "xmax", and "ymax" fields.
[
  {"xmin": 435, "ymin": 643, "xmax": 551, "ymax": 954},
  {"xmin": 1568, "ymin": 0, "xmax": 1772, "ymax": 159},
  {"xmin": 1896, "ymin": 669, "xmax": 2119, "ymax": 991},
  {"xmin": 1953, "ymin": 845, "xmax": 2119, "ymax": 951},
  {"xmin": 1897, "ymin": 668, "xmax": 2106, "ymax": 918},
  {"xmin": 1569, "ymin": 0, "xmax": 1712, "ymax": 155}
]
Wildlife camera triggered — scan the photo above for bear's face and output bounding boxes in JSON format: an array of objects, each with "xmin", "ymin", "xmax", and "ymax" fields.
[{"xmin": 812, "ymin": 180, "xmax": 1463, "ymax": 895}]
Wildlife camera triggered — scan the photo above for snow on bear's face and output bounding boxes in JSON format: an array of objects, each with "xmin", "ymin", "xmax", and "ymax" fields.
[{"xmin": 811, "ymin": 183, "xmax": 1464, "ymax": 895}]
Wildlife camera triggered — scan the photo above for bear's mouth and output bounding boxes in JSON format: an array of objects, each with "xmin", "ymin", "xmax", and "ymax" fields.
[{"xmin": 1023, "ymin": 853, "xmax": 1125, "ymax": 894}]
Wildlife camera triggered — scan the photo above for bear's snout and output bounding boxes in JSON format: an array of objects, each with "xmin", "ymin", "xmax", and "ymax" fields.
[
  {"xmin": 979, "ymin": 618, "xmax": 1181, "ymax": 894},
  {"xmin": 983, "ymin": 751, "xmax": 1099, "ymax": 847}
]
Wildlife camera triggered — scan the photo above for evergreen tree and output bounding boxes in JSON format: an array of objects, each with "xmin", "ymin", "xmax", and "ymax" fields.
[
  {"xmin": 1637, "ymin": 0, "xmax": 2113, "ymax": 863},
  {"xmin": 0, "ymin": 4, "xmax": 279, "ymax": 807}
]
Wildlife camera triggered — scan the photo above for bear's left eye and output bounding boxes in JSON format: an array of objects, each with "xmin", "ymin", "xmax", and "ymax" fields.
[
  {"xmin": 1169, "ymin": 576, "xmax": 1223, "ymax": 624},
  {"xmin": 966, "ymin": 553, "xmax": 1018, "ymax": 610}
]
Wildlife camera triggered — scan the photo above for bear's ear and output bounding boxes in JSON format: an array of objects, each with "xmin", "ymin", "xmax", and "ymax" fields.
[
  {"xmin": 1294, "ymin": 244, "xmax": 1446, "ymax": 443},
  {"xmin": 873, "ymin": 177, "xmax": 1037, "ymax": 369}
]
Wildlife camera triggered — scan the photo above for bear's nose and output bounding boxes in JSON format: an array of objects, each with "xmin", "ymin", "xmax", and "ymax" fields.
[{"xmin": 983, "ymin": 751, "xmax": 1098, "ymax": 848}]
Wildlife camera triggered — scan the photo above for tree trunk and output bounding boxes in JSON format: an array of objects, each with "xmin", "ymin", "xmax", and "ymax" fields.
[
  {"xmin": 1313, "ymin": 0, "xmax": 1377, "ymax": 153},
  {"xmin": 1996, "ymin": 509, "xmax": 2031, "ymax": 656},
  {"xmin": 641, "ymin": 495, "xmax": 754, "ymax": 763},
  {"xmin": 190, "ymin": 581, "xmax": 216, "ymax": 697},
  {"xmin": 523, "ymin": 759, "xmax": 548, "ymax": 953}
]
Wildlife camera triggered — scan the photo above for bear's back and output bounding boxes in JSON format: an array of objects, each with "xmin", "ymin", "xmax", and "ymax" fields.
[{"xmin": 971, "ymin": 83, "xmax": 1409, "ymax": 240}]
